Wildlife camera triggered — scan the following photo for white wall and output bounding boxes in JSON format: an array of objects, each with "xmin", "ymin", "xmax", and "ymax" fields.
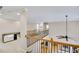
[
  {"xmin": 0, "ymin": 18, "xmax": 20, "ymax": 41},
  {"xmin": 0, "ymin": 18, "xmax": 26, "ymax": 52},
  {"xmin": 0, "ymin": 9, "xmax": 28, "ymax": 53},
  {"xmin": 49, "ymin": 21, "xmax": 79, "ymax": 39},
  {"xmin": 19, "ymin": 10, "xmax": 27, "ymax": 51}
]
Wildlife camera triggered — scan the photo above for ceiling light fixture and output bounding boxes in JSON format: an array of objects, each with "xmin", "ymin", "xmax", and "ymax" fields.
[
  {"xmin": 17, "ymin": 13, "xmax": 20, "ymax": 15},
  {"xmin": 0, "ymin": 13, "xmax": 2, "ymax": 15}
]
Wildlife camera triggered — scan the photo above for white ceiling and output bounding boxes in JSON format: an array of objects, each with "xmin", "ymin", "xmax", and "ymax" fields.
[
  {"xmin": 0, "ymin": 6, "xmax": 79, "ymax": 23},
  {"xmin": 0, "ymin": 6, "xmax": 25, "ymax": 21}
]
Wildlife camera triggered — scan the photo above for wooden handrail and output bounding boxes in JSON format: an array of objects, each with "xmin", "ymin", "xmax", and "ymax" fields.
[
  {"xmin": 53, "ymin": 40, "xmax": 79, "ymax": 48},
  {"xmin": 42, "ymin": 38, "xmax": 79, "ymax": 48},
  {"xmin": 39, "ymin": 38, "xmax": 79, "ymax": 53}
]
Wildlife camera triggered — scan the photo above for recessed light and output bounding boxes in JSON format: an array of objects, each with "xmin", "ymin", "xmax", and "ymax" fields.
[
  {"xmin": 0, "ymin": 13, "xmax": 2, "ymax": 15},
  {"xmin": 17, "ymin": 13, "xmax": 20, "ymax": 15}
]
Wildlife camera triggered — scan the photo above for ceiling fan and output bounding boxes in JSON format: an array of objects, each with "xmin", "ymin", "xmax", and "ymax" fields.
[
  {"xmin": 56, "ymin": 15, "xmax": 69, "ymax": 41},
  {"xmin": 65, "ymin": 15, "xmax": 68, "ymax": 41}
]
